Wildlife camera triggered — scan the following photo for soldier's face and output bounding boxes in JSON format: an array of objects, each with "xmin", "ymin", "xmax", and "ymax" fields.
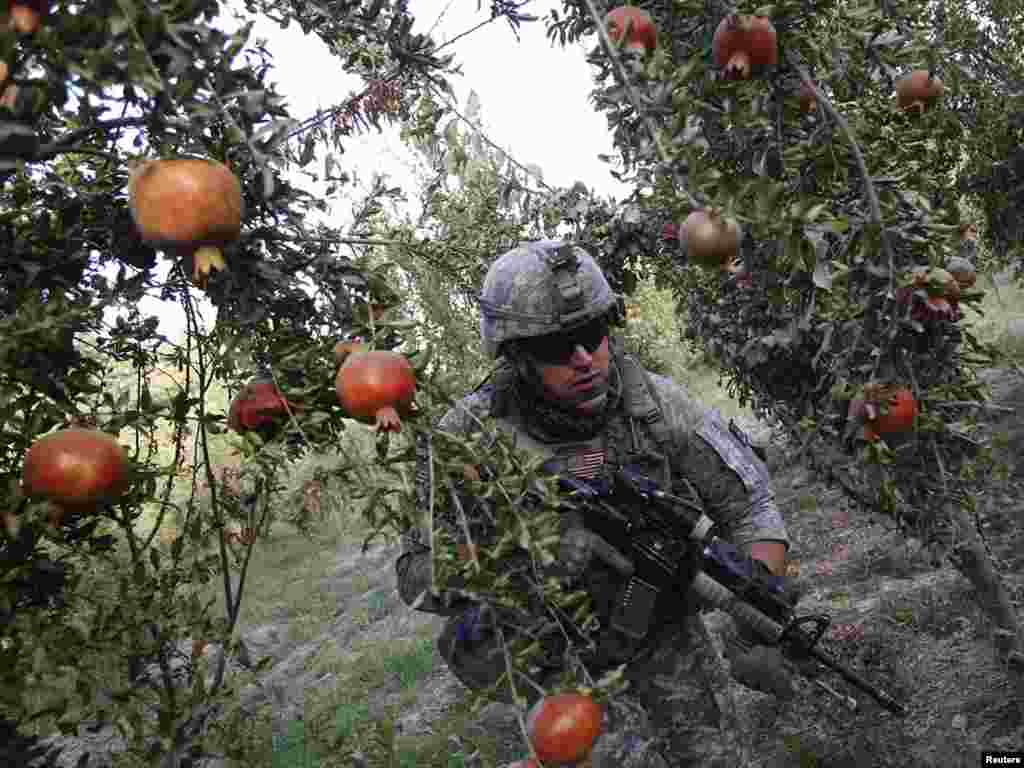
[{"xmin": 536, "ymin": 336, "xmax": 611, "ymax": 413}]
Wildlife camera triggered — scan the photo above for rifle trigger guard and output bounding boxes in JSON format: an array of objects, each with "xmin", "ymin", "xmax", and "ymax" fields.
[{"xmin": 778, "ymin": 614, "xmax": 830, "ymax": 651}]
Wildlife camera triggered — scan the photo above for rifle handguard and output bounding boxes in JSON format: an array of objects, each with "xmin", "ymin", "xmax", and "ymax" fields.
[{"xmin": 691, "ymin": 571, "xmax": 784, "ymax": 644}]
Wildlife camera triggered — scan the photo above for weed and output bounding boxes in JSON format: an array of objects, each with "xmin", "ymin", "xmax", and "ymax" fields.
[
  {"xmin": 272, "ymin": 719, "xmax": 320, "ymax": 768},
  {"xmin": 366, "ymin": 588, "xmax": 391, "ymax": 623},
  {"xmin": 387, "ymin": 637, "xmax": 436, "ymax": 689},
  {"xmin": 797, "ymin": 493, "xmax": 819, "ymax": 513},
  {"xmin": 333, "ymin": 701, "xmax": 369, "ymax": 745}
]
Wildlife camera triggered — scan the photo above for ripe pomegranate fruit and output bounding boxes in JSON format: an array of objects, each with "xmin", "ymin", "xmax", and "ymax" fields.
[
  {"xmin": 527, "ymin": 693, "xmax": 603, "ymax": 765},
  {"xmin": 605, "ymin": 5, "xmax": 657, "ymax": 55},
  {"xmin": 128, "ymin": 158, "xmax": 243, "ymax": 286},
  {"xmin": 22, "ymin": 428, "xmax": 129, "ymax": 513},
  {"xmin": 335, "ymin": 350, "xmax": 416, "ymax": 432},
  {"xmin": 680, "ymin": 208, "xmax": 742, "ymax": 269},
  {"xmin": 911, "ymin": 266, "xmax": 960, "ymax": 300},
  {"xmin": 712, "ymin": 14, "xmax": 778, "ymax": 80},
  {"xmin": 8, "ymin": 0, "xmax": 46, "ymax": 34},
  {"xmin": 945, "ymin": 256, "xmax": 976, "ymax": 289},
  {"xmin": 854, "ymin": 386, "xmax": 917, "ymax": 442},
  {"xmin": 895, "ymin": 70, "xmax": 944, "ymax": 113},
  {"xmin": 227, "ymin": 377, "xmax": 299, "ymax": 434},
  {"xmin": 798, "ymin": 81, "xmax": 816, "ymax": 114}
]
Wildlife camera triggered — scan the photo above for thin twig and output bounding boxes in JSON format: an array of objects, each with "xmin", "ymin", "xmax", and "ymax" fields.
[
  {"xmin": 425, "ymin": 82, "xmax": 553, "ymax": 192},
  {"xmin": 496, "ymin": 624, "xmax": 539, "ymax": 761},
  {"xmin": 283, "ymin": 9, "xmax": 505, "ymax": 145}
]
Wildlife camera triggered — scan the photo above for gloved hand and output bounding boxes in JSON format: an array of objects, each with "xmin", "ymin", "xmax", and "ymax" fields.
[
  {"xmin": 725, "ymin": 624, "xmax": 798, "ymax": 700},
  {"xmin": 557, "ymin": 510, "xmax": 634, "ymax": 579},
  {"xmin": 452, "ymin": 603, "xmax": 500, "ymax": 648},
  {"xmin": 724, "ymin": 573, "xmax": 819, "ymax": 700},
  {"xmin": 724, "ymin": 558, "xmax": 818, "ymax": 699}
]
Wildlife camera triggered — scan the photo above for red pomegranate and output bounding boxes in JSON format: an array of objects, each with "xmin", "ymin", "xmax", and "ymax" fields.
[
  {"xmin": 680, "ymin": 208, "xmax": 742, "ymax": 269},
  {"xmin": 128, "ymin": 157, "xmax": 243, "ymax": 286},
  {"xmin": 22, "ymin": 428, "xmax": 130, "ymax": 513},
  {"xmin": 527, "ymin": 693, "xmax": 603, "ymax": 765},
  {"xmin": 895, "ymin": 70, "xmax": 944, "ymax": 114},
  {"xmin": 712, "ymin": 15, "xmax": 778, "ymax": 80},
  {"xmin": 8, "ymin": 0, "xmax": 47, "ymax": 34},
  {"xmin": 851, "ymin": 386, "xmax": 918, "ymax": 442},
  {"xmin": 605, "ymin": 6, "xmax": 658, "ymax": 55},
  {"xmin": 227, "ymin": 377, "xmax": 299, "ymax": 434},
  {"xmin": 335, "ymin": 350, "xmax": 416, "ymax": 432}
]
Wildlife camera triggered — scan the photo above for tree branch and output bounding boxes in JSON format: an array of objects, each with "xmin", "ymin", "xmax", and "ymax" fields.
[{"xmin": 40, "ymin": 117, "xmax": 150, "ymax": 153}]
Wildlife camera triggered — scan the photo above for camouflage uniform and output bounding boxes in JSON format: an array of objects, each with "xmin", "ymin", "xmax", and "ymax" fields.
[{"xmin": 395, "ymin": 241, "xmax": 789, "ymax": 767}]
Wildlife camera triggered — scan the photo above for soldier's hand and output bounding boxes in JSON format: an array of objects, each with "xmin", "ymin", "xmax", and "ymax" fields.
[{"xmin": 559, "ymin": 522, "xmax": 634, "ymax": 578}]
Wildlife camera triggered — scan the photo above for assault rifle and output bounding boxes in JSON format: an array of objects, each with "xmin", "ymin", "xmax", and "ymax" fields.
[{"xmin": 558, "ymin": 466, "xmax": 907, "ymax": 716}]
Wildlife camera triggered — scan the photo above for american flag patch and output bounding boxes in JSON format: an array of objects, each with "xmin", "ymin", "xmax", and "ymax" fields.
[{"xmin": 566, "ymin": 448, "xmax": 606, "ymax": 479}]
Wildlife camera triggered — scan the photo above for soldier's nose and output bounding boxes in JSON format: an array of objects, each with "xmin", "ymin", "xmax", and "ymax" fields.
[{"xmin": 569, "ymin": 344, "xmax": 593, "ymax": 366}]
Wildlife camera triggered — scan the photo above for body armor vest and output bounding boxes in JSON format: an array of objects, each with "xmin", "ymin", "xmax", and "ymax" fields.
[{"xmin": 485, "ymin": 349, "xmax": 700, "ymax": 666}]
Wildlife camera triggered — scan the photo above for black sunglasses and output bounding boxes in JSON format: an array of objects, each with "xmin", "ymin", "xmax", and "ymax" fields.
[{"xmin": 519, "ymin": 316, "xmax": 609, "ymax": 365}]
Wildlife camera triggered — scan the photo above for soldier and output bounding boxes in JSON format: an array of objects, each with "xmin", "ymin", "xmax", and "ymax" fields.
[{"xmin": 396, "ymin": 241, "xmax": 793, "ymax": 766}]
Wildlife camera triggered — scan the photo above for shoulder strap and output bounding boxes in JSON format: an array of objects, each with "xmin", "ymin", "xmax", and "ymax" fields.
[
  {"xmin": 487, "ymin": 359, "xmax": 518, "ymax": 419},
  {"xmin": 616, "ymin": 352, "xmax": 676, "ymax": 485}
]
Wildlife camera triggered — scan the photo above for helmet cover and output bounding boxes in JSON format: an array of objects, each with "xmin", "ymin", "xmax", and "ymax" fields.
[{"xmin": 479, "ymin": 240, "xmax": 618, "ymax": 359}]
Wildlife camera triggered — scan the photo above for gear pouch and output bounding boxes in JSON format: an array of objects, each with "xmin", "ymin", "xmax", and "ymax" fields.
[{"xmin": 611, "ymin": 575, "xmax": 660, "ymax": 640}]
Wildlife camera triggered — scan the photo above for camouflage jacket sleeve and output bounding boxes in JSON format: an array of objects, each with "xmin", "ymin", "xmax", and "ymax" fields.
[
  {"xmin": 395, "ymin": 385, "xmax": 499, "ymax": 615},
  {"xmin": 648, "ymin": 373, "xmax": 790, "ymax": 551}
]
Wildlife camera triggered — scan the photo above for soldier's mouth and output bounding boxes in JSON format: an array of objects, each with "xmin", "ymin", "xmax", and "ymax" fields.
[{"xmin": 574, "ymin": 373, "xmax": 602, "ymax": 390}]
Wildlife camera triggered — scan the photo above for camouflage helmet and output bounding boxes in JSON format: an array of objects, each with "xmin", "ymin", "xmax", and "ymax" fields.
[{"xmin": 479, "ymin": 240, "xmax": 619, "ymax": 359}]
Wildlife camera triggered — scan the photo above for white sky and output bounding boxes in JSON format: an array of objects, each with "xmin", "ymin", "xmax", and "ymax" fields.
[{"xmin": 123, "ymin": 0, "xmax": 629, "ymax": 342}]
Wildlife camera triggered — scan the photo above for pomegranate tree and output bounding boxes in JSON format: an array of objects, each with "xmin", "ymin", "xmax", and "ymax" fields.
[
  {"xmin": 128, "ymin": 157, "xmax": 243, "ymax": 286},
  {"xmin": 22, "ymin": 428, "xmax": 130, "ymax": 515},
  {"xmin": 712, "ymin": 14, "xmax": 778, "ymax": 80},
  {"xmin": 335, "ymin": 349, "xmax": 416, "ymax": 432}
]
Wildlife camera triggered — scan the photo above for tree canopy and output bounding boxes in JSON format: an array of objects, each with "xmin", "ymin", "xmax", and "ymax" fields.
[{"xmin": 3, "ymin": 0, "xmax": 1024, "ymax": 764}]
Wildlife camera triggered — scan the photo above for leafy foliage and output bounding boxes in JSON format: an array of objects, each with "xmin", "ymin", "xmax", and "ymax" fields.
[
  {"xmin": 539, "ymin": 0, "xmax": 1023, "ymax": 663},
  {"xmin": 0, "ymin": 0, "xmax": 502, "ymax": 762}
]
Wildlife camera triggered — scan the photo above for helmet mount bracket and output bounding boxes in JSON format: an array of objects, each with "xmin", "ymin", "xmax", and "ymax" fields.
[{"xmin": 547, "ymin": 244, "xmax": 586, "ymax": 325}]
